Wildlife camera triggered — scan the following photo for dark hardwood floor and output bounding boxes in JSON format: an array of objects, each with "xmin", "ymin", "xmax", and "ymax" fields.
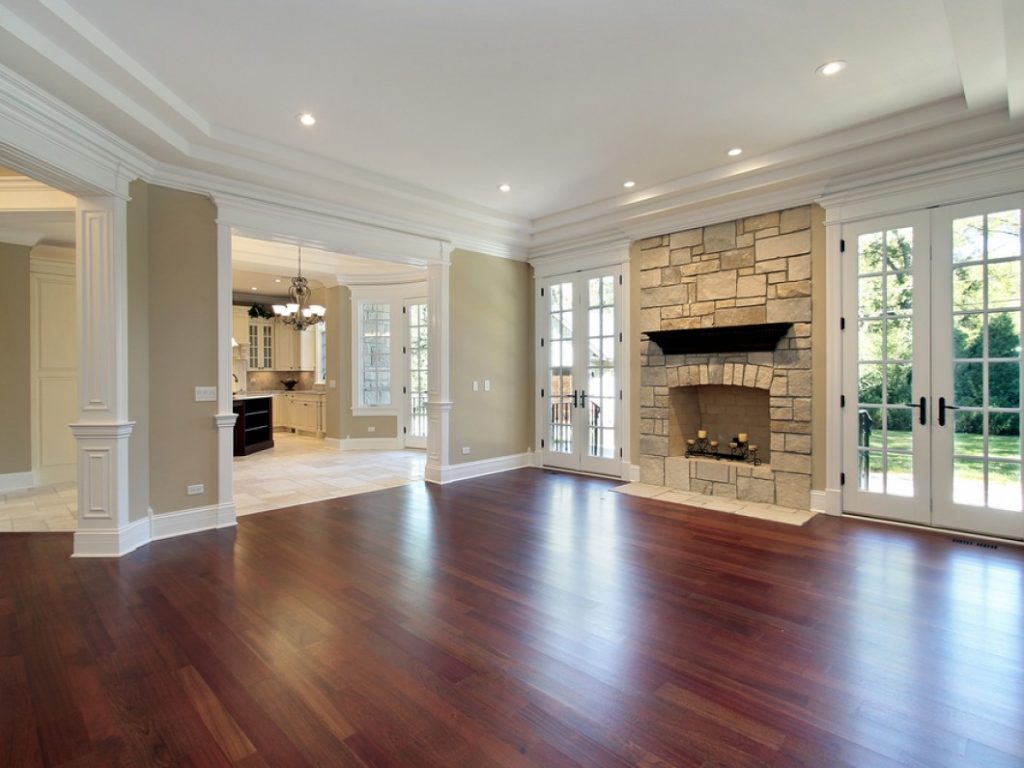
[{"xmin": 2, "ymin": 469, "xmax": 1023, "ymax": 767}]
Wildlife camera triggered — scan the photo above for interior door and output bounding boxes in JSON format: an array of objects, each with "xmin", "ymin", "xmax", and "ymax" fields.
[
  {"xmin": 931, "ymin": 195, "xmax": 1024, "ymax": 538},
  {"xmin": 841, "ymin": 213, "xmax": 932, "ymax": 524},
  {"xmin": 540, "ymin": 268, "xmax": 621, "ymax": 476},
  {"xmin": 404, "ymin": 301, "xmax": 428, "ymax": 449}
]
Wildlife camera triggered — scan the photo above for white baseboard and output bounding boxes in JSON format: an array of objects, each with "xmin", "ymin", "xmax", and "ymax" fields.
[
  {"xmin": 429, "ymin": 452, "xmax": 532, "ymax": 484},
  {"xmin": 331, "ymin": 437, "xmax": 403, "ymax": 450},
  {"xmin": 72, "ymin": 516, "xmax": 150, "ymax": 558},
  {"xmin": 810, "ymin": 488, "xmax": 842, "ymax": 516},
  {"xmin": 150, "ymin": 502, "xmax": 237, "ymax": 542},
  {"xmin": 0, "ymin": 471, "xmax": 35, "ymax": 492},
  {"xmin": 71, "ymin": 502, "xmax": 236, "ymax": 558}
]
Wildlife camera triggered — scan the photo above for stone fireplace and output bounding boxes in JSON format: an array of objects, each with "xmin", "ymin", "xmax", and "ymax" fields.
[{"xmin": 639, "ymin": 206, "xmax": 814, "ymax": 509}]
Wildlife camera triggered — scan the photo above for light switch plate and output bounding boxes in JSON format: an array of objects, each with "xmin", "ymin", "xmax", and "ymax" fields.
[
  {"xmin": 472, "ymin": 380, "xmax": 479, "ymax": 391},
  {"xmin": 194, "ymin": 386, "xmax": 217, "ymax": 402},
  {"xmin": 484, "ymin": 380, "xmax": 491, "ymax": 391},
  {"xmin": 187, "ymin": 484, "xmax": 204, "ymax": 495}
]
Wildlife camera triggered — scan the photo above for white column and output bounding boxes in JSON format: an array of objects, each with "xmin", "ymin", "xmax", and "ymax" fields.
[
  {"xmin": 822, "ymin": 214, "xmax": 844, "ymax": 516},
  {"xmin": 214, "ymin": 223, "xmax": 238, "ymax": 526},
  {"xmin": 424, "ymin": 254, "xmax": 452, "ymax": 483},
  {"xmin": 71, "ymin": 194, "xmax": 141, "ymax": 556}
]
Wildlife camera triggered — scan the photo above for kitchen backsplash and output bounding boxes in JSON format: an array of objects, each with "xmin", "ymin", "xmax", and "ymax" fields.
[{"xmin": 246, "ymin": 371, "xmax": 316, "ymax": 391}]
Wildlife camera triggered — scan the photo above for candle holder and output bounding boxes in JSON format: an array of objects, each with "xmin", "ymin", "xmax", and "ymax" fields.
[{"xmin": 684, "ymin": 433, "xmax": 760, "ymax": 465}]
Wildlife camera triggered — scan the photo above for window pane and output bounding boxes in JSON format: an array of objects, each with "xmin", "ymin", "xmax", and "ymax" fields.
[
  {"xmin": 953, "ymin": 215, "xmax": 985, "ymax": 263},
  {"xmin": 361, "ymin": 302, "xmax": 391, "ymax": 406},
  {"xmin": 988, "ymin": 210, "xmax": 1022, "ymax": 260}
]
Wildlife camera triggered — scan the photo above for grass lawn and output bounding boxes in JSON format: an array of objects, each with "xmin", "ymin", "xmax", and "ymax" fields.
[{"xmin": 867, "ymin": 430, "xmax": 1021, "ymax": 481}]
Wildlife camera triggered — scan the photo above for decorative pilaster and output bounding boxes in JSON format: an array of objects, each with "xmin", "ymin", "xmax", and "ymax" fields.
[
  {"xmin": 425, "ymin": 255, "xmax": 452, "ymax": 483},
  {"xmin": 214, "ymin": 224, "xmax": 237, "ymax": 526},
  {"xmin": 72, "ymin": 194, "xmax": 140, "ymax": 557}
]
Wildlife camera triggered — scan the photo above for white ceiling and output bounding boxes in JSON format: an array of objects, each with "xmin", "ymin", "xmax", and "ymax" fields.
[{"xmin": 0, "ymin": 1, "xmax": 1020, "ymax": 240}]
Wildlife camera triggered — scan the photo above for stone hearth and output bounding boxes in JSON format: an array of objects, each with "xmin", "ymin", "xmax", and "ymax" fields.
[{"xmin": 638, "ymin": 206, "xmax": 814, "ymax": 509}]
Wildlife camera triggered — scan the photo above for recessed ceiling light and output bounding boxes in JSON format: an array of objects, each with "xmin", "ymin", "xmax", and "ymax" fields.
[
  {"xmin": 498, "ymin": 183, "xmax": 512, "ymax": 192},
  {"xmin": 623, "ymin": 180, "xmax": 636, "ymax": 188},
  {"xmin": 727, "ymin": 148, "xmax": 743, "ymax": 157},
  {"xmin": 251, "ymin": 286, "xmax": 258, "ymax": 291},
  {"xmin": 816, "ymin": 60, "xmax": 846, "ymax": 77},
  {"xmin": 298, "ymin": 112, "xmax": 316, "ymax": 126},
  {"xmin": 274, "ymin": 278, "xmax": 282, "ymax": 283}
]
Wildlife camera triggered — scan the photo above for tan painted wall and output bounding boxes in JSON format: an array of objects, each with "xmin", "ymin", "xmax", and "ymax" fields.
[
  {"xmin": 0, "ymin": 242, "xmax": 31, "ymax": 474},
  {"xmin": 322, "ymin": 286, "xmax": 342, "ymax": 440},
  {"xmin": 146, "ymin": 184, "xmax": 219, "ymax": 513},
  {"xmin": 126, "ymin": 180, "xmax": 151, "ymax": 521},
  {"xmin": 810, "ymin": 204, "xmax": 826, "ymax": 490},
  {"xmin": 450, "ymin": 250, "xmax": 533, "ymax": 464},
  {"xmin": 330, "ymin": 285, "xmax": 399, "ymax": 439}
]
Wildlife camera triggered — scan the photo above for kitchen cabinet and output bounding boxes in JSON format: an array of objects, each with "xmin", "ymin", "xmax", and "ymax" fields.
[
  {"xmin": 273, "ymin": 321, "xmax": 315, "ymax": 372},
  {"xmin": 248, "ymin": 319, "xmax": 274, "ymax": 370},
  {"xmin": 231, "ymin": 307, "xmax": 249, "ymax": 351},
  {"xmin": 275, "ymin": 392, "xmax": 324, "ymax": 437}
]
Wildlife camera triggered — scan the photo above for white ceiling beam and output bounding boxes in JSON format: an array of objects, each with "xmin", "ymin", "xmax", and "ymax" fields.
[{"xmin": 942, "ymin": 0, "xmax": 1007, "ymax": 110}]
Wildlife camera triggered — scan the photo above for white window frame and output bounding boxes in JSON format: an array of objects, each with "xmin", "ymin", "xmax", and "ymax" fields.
[{"xmin": 350, "ymin": 283, "xmax": 427, "ymax": 418}]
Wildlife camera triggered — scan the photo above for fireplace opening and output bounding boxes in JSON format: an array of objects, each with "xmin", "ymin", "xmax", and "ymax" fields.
[{"xmin": 669, "ymin": 385, "xmax": 771, "ymax": 463}]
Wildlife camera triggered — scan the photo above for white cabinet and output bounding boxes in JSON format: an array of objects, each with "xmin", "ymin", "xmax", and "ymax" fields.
[
  {"xmin": 232, "ymin": 307, "xmax": 249, "ymax": 353},
  {"xmin": 273, "ymin": 321, "xmax": 316, "ymax": 372},
  {"xmin": 248, "ymin": 319, "xmax": 274, "ymax": 370},
  {"xmin": 275, "ymin": 392, "xmax": 324, "ymax": 437}
]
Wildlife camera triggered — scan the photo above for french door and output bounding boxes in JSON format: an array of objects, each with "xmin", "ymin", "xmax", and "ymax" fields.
[
  {"xmin": 842, "ymin": 194, "xmax": 1024, "ymax": 538},
  {"xmin": 539, "ymin": 267, "xmax": 622, "ymax": 476},
  {"xmin": 404, "ymin": 301, "xmax": 428, "ymax": 449}
]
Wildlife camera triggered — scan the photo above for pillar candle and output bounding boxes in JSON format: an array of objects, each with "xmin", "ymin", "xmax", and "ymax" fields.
[
  {"xmin": 738, "ymin": 432, "xmax": 748, "ymax": 443},
  {"xmin": 697, "ymin": 429, "xmax": 707, "ymax": 439}
]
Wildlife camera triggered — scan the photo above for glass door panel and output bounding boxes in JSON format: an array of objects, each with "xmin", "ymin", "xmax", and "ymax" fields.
[
  {"xmin": 842, "ymin": 214, "xmax": 931, "ymax": 524},
  {"xmin": 933, "ymin": 198, "xmax": 1024, "ymax": 537},
  {"xmin": 541, "ymin": 269, "xmax": 622, "ymax": 475},
  {"xmin": 405, "ymin": 302, "xmax": 428, "ymax": 449}
]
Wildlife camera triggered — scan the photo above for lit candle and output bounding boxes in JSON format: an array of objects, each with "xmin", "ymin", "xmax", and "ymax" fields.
[
  {"xmin": 686, "ymin": 438, "xmax": 695, "ymax": 446},
  {"xmin": 738, "ymin": 432, "xmax": 748, "ymax": 443},
  {"xmin": 709, "ymin": 440, "xmax": 719, "ymax": 448},
  {"xmin": 749, "ymin": 444, "xmax": 758, "ymax": 452},
  {"xmin": 697, "ymin": 429, "xmax": 707, "ymax": 439},
  {"xmin": 729, "ymin": 441, "xmax": 738, "ymax": 449}
]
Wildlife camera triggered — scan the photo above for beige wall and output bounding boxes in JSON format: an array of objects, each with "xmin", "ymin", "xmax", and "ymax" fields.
[
  {"xmin": 126, "ymin": 180, "xmax": 151, "ymax": 520},
  {"xmin": 322, "ymin": 285, "xmax": 343, "ymax": 440},
  {"xmin": 450, "ymin": 250, "xmax": 533, "ymax": 464},
  {"xmin": 144, "ymin": 184, "xmax": 219, "ymax": 513},
  {"xmin": 0, "ymin": 242, "xmax": 31, "ymax": 474},
  {"xmin": 331, "ymin": 284, "xmax": 399, "ymax": 440}
]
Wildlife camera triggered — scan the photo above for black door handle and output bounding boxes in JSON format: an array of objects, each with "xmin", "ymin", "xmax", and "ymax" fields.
[
  {"xmin": 572, "ymin": 390, "xmax": 578, "ymax": 408},
  {"xmin": 580, "ymin": 390, "xmax": 587, "ymax": 409},
  {"xmin": 903, "ymin": 396, "xmax": 927, "ymax": 425},
  {"xmin": 938, "ymin": 396, "xmax": 959, "ymax": 427}
]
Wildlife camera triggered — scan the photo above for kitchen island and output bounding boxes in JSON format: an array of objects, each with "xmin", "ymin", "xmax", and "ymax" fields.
[{"xmin": 232, "ymin": 394, "xmax": 274, "ymax": 456}]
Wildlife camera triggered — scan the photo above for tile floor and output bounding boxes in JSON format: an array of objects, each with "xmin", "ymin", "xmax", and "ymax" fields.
[
  {"xmin": 611, "ymin": 482, "xmax": 817, "ymax": 525},
  {"xmin": 233, "ymin": 432, "xmax": 426, "ymax": 516},
  {"xmin": 0, "ymin": 481, "xmax": 79, "ymax": 532},
  {"xmin": 0, "ymin": 433, "xmax": 426, "ymax": 533}
]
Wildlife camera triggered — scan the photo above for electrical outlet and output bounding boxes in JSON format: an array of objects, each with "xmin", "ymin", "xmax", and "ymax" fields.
[
  {"xmin": 484, "ymin": 379, "xmax": 491, "ymax": 392},
  {"xmin": 187, "ymin": 484, "xmax": 204, "ymax": 495},
  {"xmin": 194, "ymin": 386, "xmax": 217, "ymax": 402},
  {"xmin": 472, "ymin": 380, "xmax": 479, "ymax": 391},
  {"xmin": 329, "ymin": 379, "xmax": 336, "ymax": 388},
  {"xmin": 367, "ymin": 426, "xmax": 376, "ymax": 433},
  {"xmin": 462, "ymin": 446, "xmax": 471, "ymax": 455}
]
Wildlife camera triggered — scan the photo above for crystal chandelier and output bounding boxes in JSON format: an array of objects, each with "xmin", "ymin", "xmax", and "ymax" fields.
[{"xmin": 272, "ymin": 247, "xmax": 325, "ymax": 331}]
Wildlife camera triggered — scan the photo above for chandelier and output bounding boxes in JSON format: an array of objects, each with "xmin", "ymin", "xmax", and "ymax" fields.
[{"xmin": 272, "ymin": 247, "xmax": 325, "ymax": 331}]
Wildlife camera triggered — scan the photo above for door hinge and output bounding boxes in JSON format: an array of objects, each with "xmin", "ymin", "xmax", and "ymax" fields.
[
  {"xmin": 403, "ymin": 426, "xmax": 407, "ymax": 434},
  {"xmin": 402, "ymin": 306, "xmax": 406, "ymax": 314},
  {"xmin": 840, "ymin": 395, "xmax": 846, "ymax": 407},
  {"xmin": 540, "ymin": 287, "xmax": 545, "ymax": 297},
  {"xmin": 619, "ymin": 390, "xmax": 623, "ymax": 400},
  {"xmin": 403, "ymin": 386, "xmax": 407, "ymax": 394},
  {"xmin": 620, "ymin": 447, "xmax": 623, "ymax": 458},
  {"xmin": 541, "ymin": 388, "xmax": 545, "ymax": 398},
  {"xmin": 541, "ymin": 439, "xmax": 545, "ymax": 448},
  {"xmin": 840, "ymin": 472, "xmax": 846, "ymax": 486},
  {"xmin": 619, "ymin": 332, "xmax": 623, "ymax": 342},
  {"xmin": 840, "ymin": 238, "xmax": 846, "ymax": 253},
  {"xmin": 403, "ymin": 346, "xmax": 407, "ymax": 354},
  {"xmin": 540, "ymin": 338, "xmax": 545, "ymax": 347},
  {"xmin": 840, "ymin": 317, "xmax": 846, "ymax": 330},
  {"xmin": 619, "ymin": 275, "xmax": 623, "ymax": 285}
]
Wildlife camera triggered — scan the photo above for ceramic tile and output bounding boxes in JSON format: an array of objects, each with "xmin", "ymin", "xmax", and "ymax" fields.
[{"xmin": 615, "ymin": 482, "xmax": 815, "ymax": 526}]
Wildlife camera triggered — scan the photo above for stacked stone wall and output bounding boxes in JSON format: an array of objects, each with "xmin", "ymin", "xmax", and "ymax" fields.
[{"xmin": 638, "ymin": 206, "xmax": 814, "ymax": 508}]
